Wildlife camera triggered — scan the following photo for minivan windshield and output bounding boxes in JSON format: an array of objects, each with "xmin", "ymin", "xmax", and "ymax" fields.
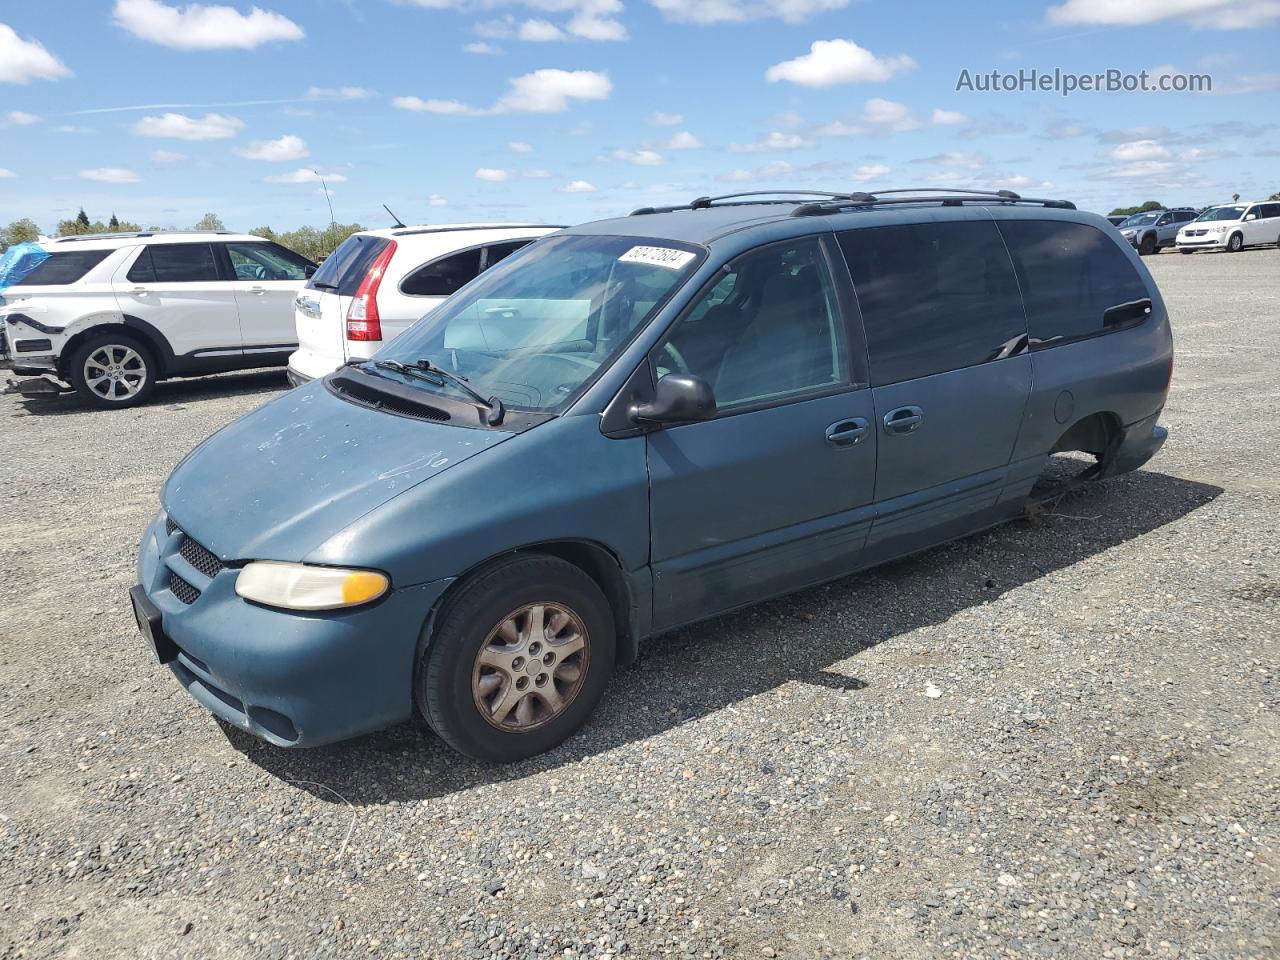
[
  {"xmin": 376, "ymin": 234, "xmax": 702, "ymax": 413},
  {"xmin": 1195, "ymin": 205, "xmax": 1245, "ymax": 222}
]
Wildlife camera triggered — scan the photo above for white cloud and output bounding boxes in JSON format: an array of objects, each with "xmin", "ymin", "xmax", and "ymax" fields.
[
  {"xmin": 509, "ymin": 140, "xmax": 534, "ymax": 152},
  {"xmin": 665, "ymin": 131, "xmax": 704, "ymax": 149},
  {"xmin": 931, "ymin": 108, "xmax": 967, "ymax": 125},
  {"xmin": 393, "ymin": 69, "xmax": 611, "ymax": 116},
  {"xmin": 651, "ymin": 111, "xmax": 682, "ymax": 126},
  {"xmin": 852, "ymin": 162, "xmax": 890, "ymax": 181},
  {"xmin": 765, "ymin": 39, "xmax": 915, "ymax": 88},
  {"xmin": 265, "ymin": 168, "xmax": 348, "ymax": 184},
  {"xmin": 6, "ymin": 111, "xmax": 39, "ymax": 125},
  {"xmin": 464, "ymin": 41, "xmax": 501, "ymax": 54},
  {"xmin": 649, "ymin": 0, "xmax": 850, "ymax": 24},
  {"xmin": 475, "ymin": 167, "xmax": 510, "ymax": 181},
  {"xmin": 428, "ymin": 193, "xmax": 448, "ymax": 206},
  {"xmin": 496, "ymin": 68, "xmax": 612, "ymax": 112},
  {"xmin": 560, "ymin": 179, "xmax": 597, "ymax": 192},
  {"xmin": 567, "ymin": 7, "xmax": 627, "ymax": 40},
  {"xmin": 0, "ymin": 23, "xmax": 72, "ymax": 84},
  {"xmin": 79, "ymin": 167, "xmax": 142, "ymax": 183},
  {"xmin": 53, "ymin": 124, "xmax": 94, "ymax": 134},
  {"xmin": 112, "ymin": 0, "xmax": 304, "ymax": 50},
  {"xmin": 1111, "ymin": 139, "xmax": 1170, "ymax": 161},
  {"xmin": 1046, "ymin": 0, "xmax": 1280, "ymax": 29},
  {"xmin": 913, "ymin": 151, "xmax": 991, "ymax": 169},
  {"xmin": 151, "ymin": 149, "xmax": 187, "ymax": 163},
  {"xmin": 519, "ymin": 18, "xmax": 565, "ymax": 40},
  {"xmin": 717, "ymin": 160, "xmax": 797, "ymax": 183},
  {"xmin": 306, "ymin": 86, "xmax": 375, "ymax": 100},
  {"xmin": 821, "ymin": 98, "xmax": 921, "ymax": 136},
  {"xmin": 235, "ymin": 134, "xmax": 309, "ymax": 161},
  {"xmin": 133, "ymin": 112, "xmax": 243, "ymax": 140},
  {"xmin": 730, "ymin": 131, "xmax": 814, "ymax": 152},
  {"xmin": 609, "ymin": 148, "xmax": 664, "ymax": 165},
  {"xmin": 1105, "ymin": 160, "xmax": 1175, "ymax": 179},
  {"xmin": 0, "ymin": 169, "xmax": 16, "ymax": 179}
]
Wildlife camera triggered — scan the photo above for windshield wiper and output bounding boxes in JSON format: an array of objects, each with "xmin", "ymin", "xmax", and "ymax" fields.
[
  {"xmin": 372, "ymin": 359, "xmax": 505, "ymax": 426},
  {"xmin": 310, "ymin": 280, "xmax": 339, "ymax": 291}
]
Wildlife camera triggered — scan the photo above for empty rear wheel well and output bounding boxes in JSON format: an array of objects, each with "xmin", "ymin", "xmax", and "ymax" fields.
[{"xmin": 1050, "ymin": 412, "xmax": 1121, "ymax": 458}]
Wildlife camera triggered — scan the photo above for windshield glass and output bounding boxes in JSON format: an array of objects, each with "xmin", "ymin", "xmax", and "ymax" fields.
[
  {"xmin": 1195, "ymin": 206, "xmax": 1245, "ymax": 222},
  {"xmin": 1122, "ymin": 213, "xmax": 1160, "ymax": 227},
  {"xmin": 377, "ymin": 234, "xmax": 703, "ymax": 413}
]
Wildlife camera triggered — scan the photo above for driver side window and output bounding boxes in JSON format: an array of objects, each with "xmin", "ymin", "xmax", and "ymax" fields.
[
  {"xmin": 661, "ymin": 237, "xmax": 848, "ymax": 410},
  {"xmin": 224, "ymin": 242, "xmax": 310, "ymax": 281}
]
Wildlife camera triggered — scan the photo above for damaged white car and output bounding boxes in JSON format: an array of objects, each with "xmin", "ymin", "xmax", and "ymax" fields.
[{"xmin": 0, "ymin": 231, "xmax": 316, "ymax": 409}]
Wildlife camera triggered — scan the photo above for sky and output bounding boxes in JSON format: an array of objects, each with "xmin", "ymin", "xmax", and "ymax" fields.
[{"xmin": 0, "ymin": 0, "xmax": 1277, "ymax": 234}]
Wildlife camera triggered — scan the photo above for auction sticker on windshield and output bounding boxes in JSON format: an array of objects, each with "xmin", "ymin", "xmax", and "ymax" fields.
[{"xmin": 619, "ymin": 246, "xmax": 696, "ymax": 270}]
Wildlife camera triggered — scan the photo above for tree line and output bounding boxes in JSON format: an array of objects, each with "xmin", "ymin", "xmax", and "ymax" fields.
[
  {"xmin": 1, "ymin": 209, "xmax": 364, "ymax": 262},
  {"xmin": 1110, "ymin": 192, "xmax": 1280, "ymax": 217}
]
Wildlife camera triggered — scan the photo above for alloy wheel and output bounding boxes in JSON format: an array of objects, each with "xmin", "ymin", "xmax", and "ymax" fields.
[
  {"xmin": 84, "ymin": 344, "xmax": 147, "ymax": 402},
  {"xmin": 471, "ymin": 602, "xmax": 590, "ymax": 732}
]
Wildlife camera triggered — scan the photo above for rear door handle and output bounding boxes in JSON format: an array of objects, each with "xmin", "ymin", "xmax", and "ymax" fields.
[
  {"xmin": 883, "ymin": 405, "xmax": 924, "ymax": 435},
  {"xmin": 825, "ymin": 417, "xmax": 869, "ymax": 447},
  {"xmin": 249, "ymin": 286, "xmax": 266, "ymax": 295}
]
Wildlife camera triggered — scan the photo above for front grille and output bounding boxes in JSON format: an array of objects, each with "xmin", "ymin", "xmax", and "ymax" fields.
[
  {"xmin": 179, "ymin": 535, "xmax": 223, "ymax": 578},
  {"xmin": 165, "ymin": 516, "xmax": 178, "ymax": 536},
  {"xmin": 169, "ymin": 571, "xmax": 200, "ymax": 605}
]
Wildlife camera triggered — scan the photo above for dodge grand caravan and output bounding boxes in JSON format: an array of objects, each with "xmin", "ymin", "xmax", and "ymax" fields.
[{"xmin": 132, "ymin": 188, "xmax": 1172, "ymax": 762}]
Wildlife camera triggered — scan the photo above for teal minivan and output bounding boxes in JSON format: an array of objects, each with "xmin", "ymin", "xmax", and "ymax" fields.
[{"xmin": 132, "ymin": 189, "xmax": 1171, "ymax": 762}]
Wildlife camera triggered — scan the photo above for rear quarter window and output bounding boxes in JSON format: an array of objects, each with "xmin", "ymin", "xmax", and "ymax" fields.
[
  {"xmin": 307, "ymin": 235, "xmax": 390, "ymax": 296},
  {"xmin": 10, "ymin": 250, "xmax": 110, "ymax": 286},
  {"xmin": 997, "ymin": 220, "xmax": 1149, "ymax": 348},
  {"xmin": 839, "ymin": 220, "xmax": 1026, "ymax": 387}
]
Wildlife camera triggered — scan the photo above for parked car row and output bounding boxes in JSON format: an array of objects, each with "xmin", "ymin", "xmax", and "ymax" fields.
[
  {"xmin": 1111, "ymin": 200, "xmax": 1280, "ymax": 256},
  {"xmin": 128, "ymin": 187, "xmax": 1173, "ymax": 762}
]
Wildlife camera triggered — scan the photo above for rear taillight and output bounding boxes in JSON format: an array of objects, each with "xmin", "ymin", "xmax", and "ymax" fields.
[{"xmin": 346, "ymin": 241, "xmax": 397, "ymax": 342}]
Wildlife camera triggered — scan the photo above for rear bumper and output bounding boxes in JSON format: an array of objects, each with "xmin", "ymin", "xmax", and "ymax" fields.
[
  {"xmin": 286, "ymin": 366, "xmax": 312, "ymax": 388},
  {"xmin": 1103, "ymin": 410, "xmax": 1168, "ymax": 477},
  {"xmin": 286, "ymin": 346, "xmax": 341, "ymax": 384}
]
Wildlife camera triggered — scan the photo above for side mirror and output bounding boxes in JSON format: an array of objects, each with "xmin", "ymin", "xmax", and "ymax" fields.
[
  {"xmin": 304, "ymin": 264, "xmax": 317, "ymax": 278},
  {"xmin": 631, "ymin": 373, "xmax": 716, "ymax": 424},
  {"xmin": 1244, "ymin": 213, "xmax": 1257, "ymax": 221}
]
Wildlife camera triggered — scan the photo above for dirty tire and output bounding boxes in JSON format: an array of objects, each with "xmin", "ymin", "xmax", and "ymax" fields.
[
  {"xmin": 1180, "ymin": 248, "xmax": 1194, "ymax": 254},
  {"xmin": 68, "ymin": 331, "xmax": 157, "ymax": 410},
  {"xmin": 1227, "ymin": 232, "xmax": 1243, "ymax": 253},
  {"xmin": 416, "ymin": 554, "xmax": 615, "ymax": 762},
  {"xmin": 1139, "ymin": 234, "xmax": 1157, "ymax": 256}
]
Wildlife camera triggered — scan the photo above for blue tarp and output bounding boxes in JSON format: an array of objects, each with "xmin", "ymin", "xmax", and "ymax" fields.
[{"xmin": 0, "ymin": 242, "xmax": 50, "ymax": 291}]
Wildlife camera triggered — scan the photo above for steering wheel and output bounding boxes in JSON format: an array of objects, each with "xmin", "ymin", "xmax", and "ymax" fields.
[{"xmin": 659, "ymin": 341, "xmax": 690, "ymax": 375}]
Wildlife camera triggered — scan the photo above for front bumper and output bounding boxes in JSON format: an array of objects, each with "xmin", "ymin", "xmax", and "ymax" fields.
[
  {"xmin": 135, "ymin": 510, "xmax": 453, "ymax": 747},
  {"xmin": 1176, "ymin": 234, "xmax": 1228, "ymax": 249}
]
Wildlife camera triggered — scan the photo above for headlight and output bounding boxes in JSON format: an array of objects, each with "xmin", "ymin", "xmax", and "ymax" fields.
[
  {"xmin": 1121, "ymin": 230, "xmax": 1135, "ymax": 237},
  {"xmin": 235, "ymin": 561, "xmax": 389, "ymax": 611}
]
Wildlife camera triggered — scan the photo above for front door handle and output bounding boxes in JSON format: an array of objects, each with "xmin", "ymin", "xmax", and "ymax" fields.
[
  {"xmin": 825, "ymin": 417, "xmax": 869, "ymax": 447},
  {"xmin": 249, "ymin": 286, "xmax": 266, "ymax": 295},
  {"xmin": 132, "ymin": 287, "xmax": 151, "ymax": 296},
  {"xmin": 883, "ymin": 405, "xmax": 924, "ymax": 435}
]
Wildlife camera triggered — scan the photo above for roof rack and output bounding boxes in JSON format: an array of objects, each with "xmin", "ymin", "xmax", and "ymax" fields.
[
  {"xmin": 791, "ymin": 188, "xmax": 1076, "ymax": 216},
  {"xmin": 631, "ymin": 191, "xmax": 864, "ymax": 216},
  {"xmin": 629, "ymin": 188, "xmax": 1077, "ymax": 219},
  {"xmin": 52, "ymin": 230, "xmax": 237, "ymax": 243}
]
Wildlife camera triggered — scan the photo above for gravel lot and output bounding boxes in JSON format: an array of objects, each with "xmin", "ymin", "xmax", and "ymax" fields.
[{"xmin": 1, "ymin": 248, "xmax": 1277, "ymax": 960}]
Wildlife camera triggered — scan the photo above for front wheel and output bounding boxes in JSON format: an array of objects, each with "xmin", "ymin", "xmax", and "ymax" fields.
[
  {"xmin": 1138, "ymin": 234, "xmax": 1157, "ymax": 256},
  {"xmin": 1179, "ymin": 248, "xmax": 1194, "ymax": 254},
  {"xmin": 68, "ymin": 332, "xmax": 157, "ymax": 409},
  {"xmin": 1226, "ymin": 232, "xmax": 1244, "ymax": 253},
  {"xmin": 417, "ymin": 555, "xmax": 616, "ymax": 762}
]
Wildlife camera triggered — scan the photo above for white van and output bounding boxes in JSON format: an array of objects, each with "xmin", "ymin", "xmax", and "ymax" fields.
[
  {"xmin": 1176, "ymin": 201, "xmax": 1280, "ymax": 253},
  {"xmin": 287, "ymin": 224, "xmax": 562, "ymax": 384}
]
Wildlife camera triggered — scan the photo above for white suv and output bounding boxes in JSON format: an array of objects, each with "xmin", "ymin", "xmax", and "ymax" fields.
[
  {"xmin": 1176, "ymin": 201, "xmax": 1280, "ymax": 253},
  {"xmin": 287, "ymin": 223, "xmax": 561, "ymax": 384},
  {"xmin": 0, "ymin": 231, "xmax": 316, "ymax": 408}
]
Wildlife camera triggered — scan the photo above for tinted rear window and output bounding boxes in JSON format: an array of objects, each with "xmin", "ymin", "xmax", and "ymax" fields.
[
  {"xmin": 997, "ymin": 220, "xmax": 1149, "ymax": 348},
  {"xmin": 11, "ymin": 250, "xmax": 110, "ymax": 286},
  {"xmin": 400, "ymin": 248, "xmax": 482, "ymax": 297},
  {"xmin": 307, "ymin": 235, "xmax": 390, "ymax": 296},
  {"xmin": 839, "ymin": 221, "xmax": 1026, "ymax": 386}
]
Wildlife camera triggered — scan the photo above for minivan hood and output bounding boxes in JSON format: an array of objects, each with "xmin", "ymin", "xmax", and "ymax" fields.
[{"xmin": 163, "ymin": 379, "xmax": 512, "ymax": 561}]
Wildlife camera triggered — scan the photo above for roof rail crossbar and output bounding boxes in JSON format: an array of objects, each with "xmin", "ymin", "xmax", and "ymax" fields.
[
  {"xmin": 792, "ymin": 191, "xmax": 1075, "ymax": 217},
  {"xmin": 632, "ymin": 190, "xmax": 871, "ymax": 216}
]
